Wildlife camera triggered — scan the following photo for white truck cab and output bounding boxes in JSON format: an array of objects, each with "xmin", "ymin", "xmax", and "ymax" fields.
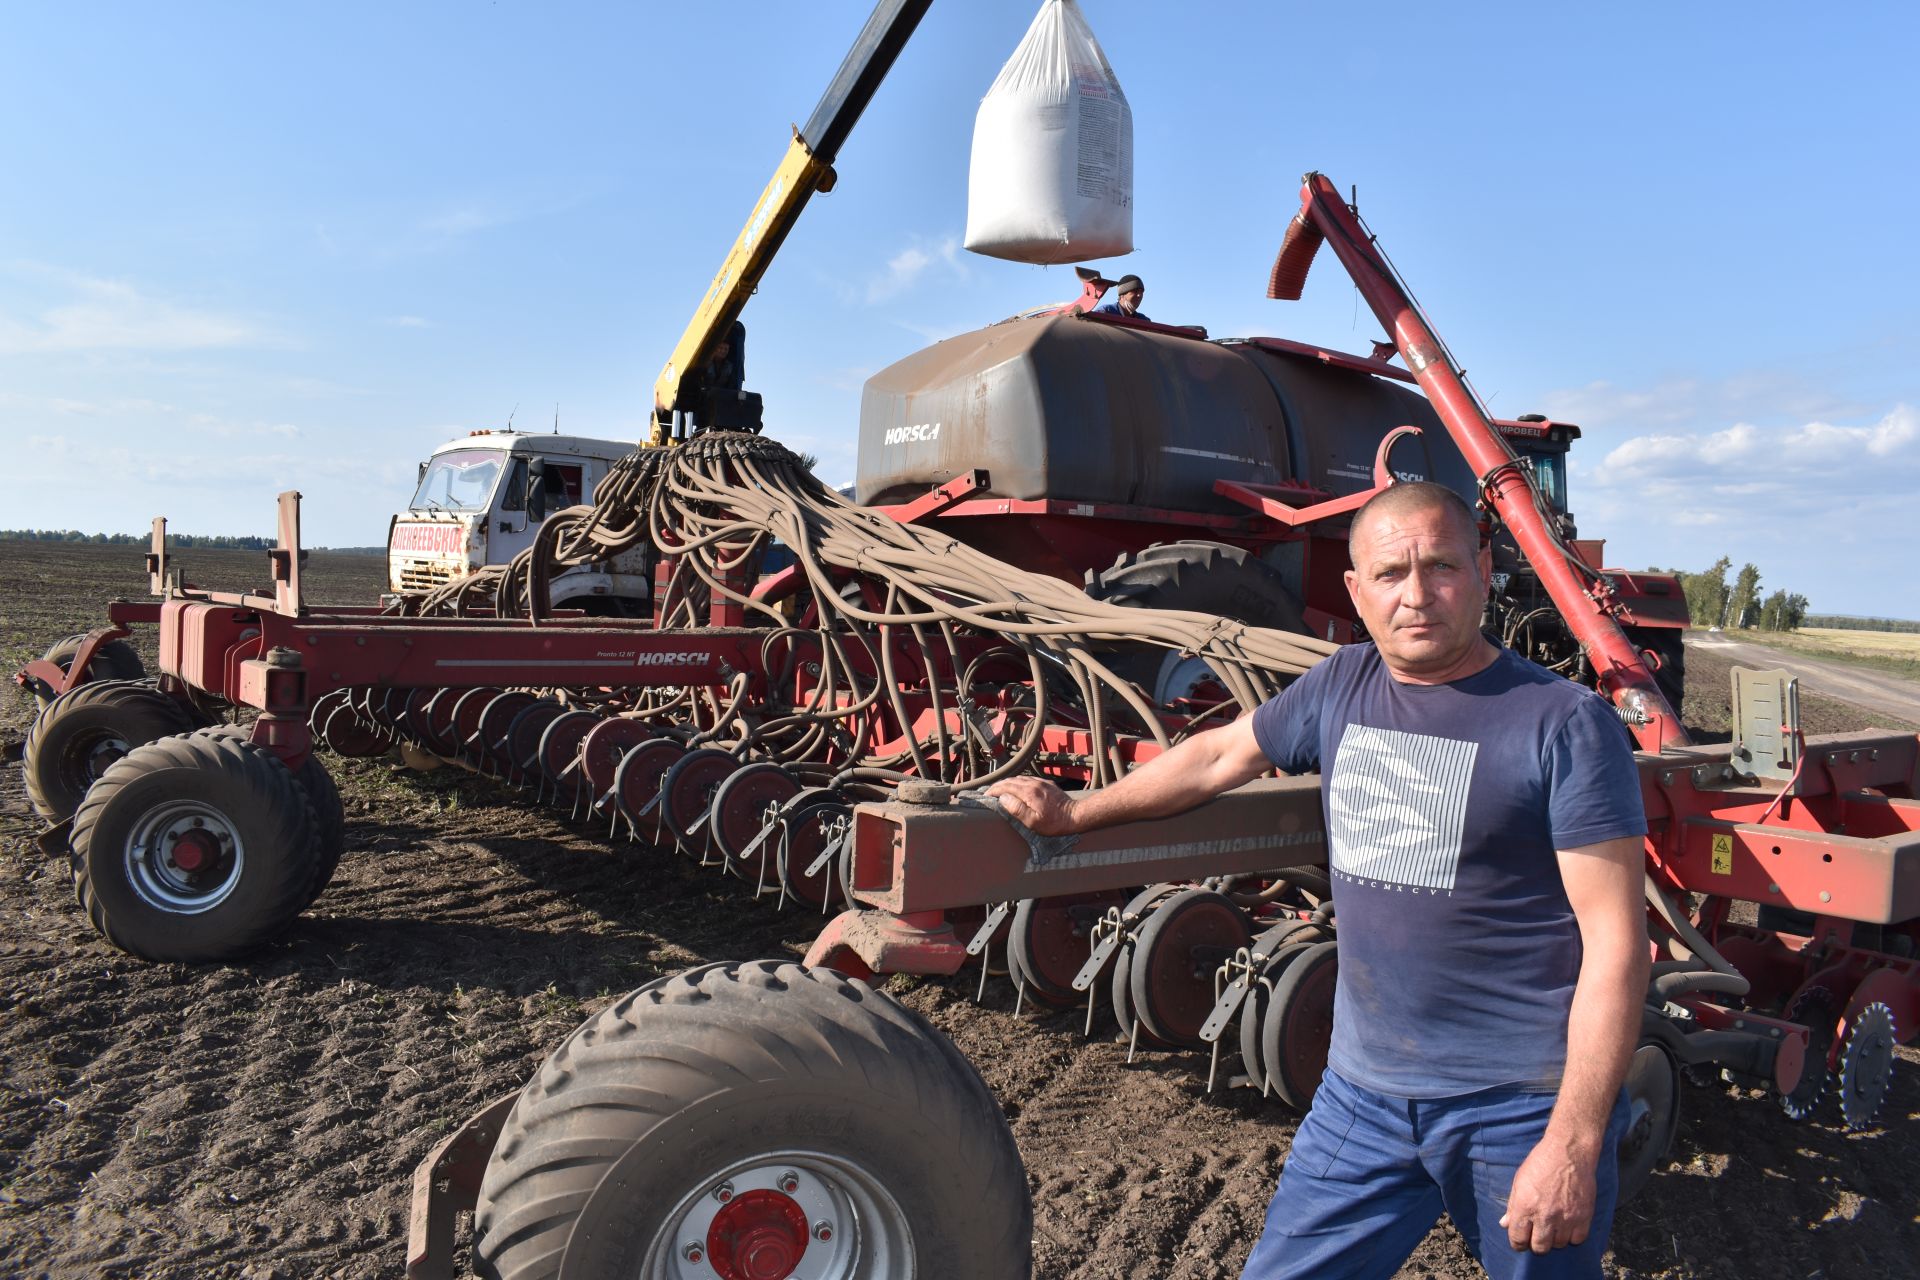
[{"xmin": 388, "ymin": 430, "xmax": 652, "ymax": 614}]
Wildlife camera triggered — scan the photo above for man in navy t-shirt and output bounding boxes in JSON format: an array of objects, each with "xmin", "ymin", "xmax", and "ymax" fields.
[{"xmin": 988, "ymin": 481, "xmax": 1649, "ymax": 1278}]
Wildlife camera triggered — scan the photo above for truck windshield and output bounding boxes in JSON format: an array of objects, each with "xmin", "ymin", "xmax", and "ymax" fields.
[{"xmin": 411, "ymin": 449, "xmax": 504, "ymax": 512}]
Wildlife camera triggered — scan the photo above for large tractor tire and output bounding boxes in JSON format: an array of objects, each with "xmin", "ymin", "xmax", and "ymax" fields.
[
  {"xmin": 1087, "ymin": 540, "xmax": 1308, "ymax": 700},
  {"xmin": 1624, "ymin": 626, "xmax": 1686, "ymax": 724},
  {"xmin": 23, "ymin": 681, "xmax": 194, "ymax": 820},
  {"xmin": 68, "ymin": 731, "xmax": 320, "ymax": 962},
  {"xmin": 472, "ymin": 961, "xmax": 1032, "ymax": 1280},
  {"xmin": 29, "ymin": 633, "xmax": 147, "ymax": 712}
]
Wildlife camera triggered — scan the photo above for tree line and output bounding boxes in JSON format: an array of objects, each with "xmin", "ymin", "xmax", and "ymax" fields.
[
  {"xmin": 0, "ymin": 528, "xmax": 274, "ymax": 549},
  {"xmin": 1802, "ymin": 615, "xmax": 1920, "ymax": 633},
  {"xmin": 1667, "ymin": 557, "xmax": 1808, "ymax": 631}
]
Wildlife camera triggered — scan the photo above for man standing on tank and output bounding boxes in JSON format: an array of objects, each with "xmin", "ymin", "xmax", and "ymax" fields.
[{"xmin": 988, "ymin": 481, "xmax": 1649, "ymax": 1279}]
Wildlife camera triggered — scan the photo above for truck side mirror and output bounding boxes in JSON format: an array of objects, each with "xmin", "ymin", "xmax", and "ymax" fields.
[{"xmin": 526, "ymin": 458, "xmax": 547, "ymax": 521}]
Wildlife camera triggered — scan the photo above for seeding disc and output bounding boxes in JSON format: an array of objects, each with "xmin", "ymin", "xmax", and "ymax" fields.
[
  {"xmin": 319, "ymin": 697, "xmax": 393, "ymax": 759},
  {"xmin": 660, "ymin": 749, "xmax": 745, "ymax": 849},
  {"xmin": 1008, "ymin": 893, "xmax": 1126, "ymax": 1008},
  {"xmin": 536, "ymin": 709, "xmax": 602, "ymax": 803},
  {"xmin": 1777, "ymin": 984, "xmax": 1839, "ymax": 1121},
  {"xmin": 472, "ymin": 691, "xmax": 537, "ymax": 779},
  {"xmin": 611, "ymin": 739, "xmax": 690, "ymax": 842},
  {"xmin": 417, "ymin": 688, "xmax": 464, "ymax": 757},
  {"xmin": 772, "ymin": 791, "xmax": 850, "ymax": 910},
  {"xmin": 1237, "ymin": 939, "xmax": 1320, "ymax": 1092},
  {"xmin": 1838, "ymin": 1001, "xmax": 1895, "ymax": 1131},
  {"xmin": 1129, "ymin": 887, "xmax": 1253, "ymax": 1050},
  {"xmin": 1107, "ymin": 886, "xmax": 1184, "ymax": 1048},
  {"xmin": 1616, "ymin": 1041, "xmax": 1681, "ymax": 1205},
  {"xmin": 1260, "ymin": 940, "xmax": 1338, "ymax": 1111},
  {"xmin": 447, "ymin": 687, "xmax": 503, "ymax": 764},
  {"xmin": 580, "ymin": 718, "xmax": 658, "ymax": 807},
  {"xmin": 707, "ymin": 763, "xmax": 803, "ymax": 881},
  {"xmin": 503, "ymin": 699, "xmax": 567, "ymax": 780}
]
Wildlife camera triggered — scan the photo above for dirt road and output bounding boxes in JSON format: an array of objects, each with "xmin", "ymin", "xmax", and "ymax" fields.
[{"xmin": 1687, "ymin": 632, "xmax": 1920, "ymax": 728}]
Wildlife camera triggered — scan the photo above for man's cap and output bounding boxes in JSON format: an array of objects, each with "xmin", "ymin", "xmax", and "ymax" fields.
[{"xmin": 1114, "ymin": 274, "xmax": 1144, "ymax": 294}]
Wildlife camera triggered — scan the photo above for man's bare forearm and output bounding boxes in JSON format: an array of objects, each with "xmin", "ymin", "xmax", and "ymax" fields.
[
  {"xmin": 1545, "ymin": 936, "xmax": 1647, "ymax": 1163},
  {"xmin": 1062, "ymin": 717, "xmax": 1271, "ymax": 833}
]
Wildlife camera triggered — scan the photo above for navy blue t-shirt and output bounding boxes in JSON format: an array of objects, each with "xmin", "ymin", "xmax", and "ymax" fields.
[{"xmin": 1251, "ymin": 642, "xmax": 1645, "ymax": 1098}]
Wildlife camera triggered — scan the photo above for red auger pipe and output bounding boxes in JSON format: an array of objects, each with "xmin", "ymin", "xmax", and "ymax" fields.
[{"xmin": 1279, "ymin": 172, "xmax": 1689, "ymax": 751}]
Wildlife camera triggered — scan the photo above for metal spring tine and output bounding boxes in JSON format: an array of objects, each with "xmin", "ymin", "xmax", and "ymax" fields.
[
  {"xmin": 775, "ymin": 824, "xmax": 792, "ymax": 912},
  {"xmin": 1127, "ymin": 1014, "xmax": 1141, "ymax": 1065},
  {"xmin": 1205, "ymin": 962, "xmax": 1231, "ymax": 1094},
  {"xmin": 977, "ymin": 937, "xmax": 993, "ymax": 1004},
  {"xmin": 1012, "ymin": 968, "xmax": 1025, "ymax": 1019}
]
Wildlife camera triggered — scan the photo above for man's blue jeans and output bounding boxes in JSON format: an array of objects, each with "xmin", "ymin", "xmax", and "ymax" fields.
[{"xmin": 1242, "ymin": 1069, "xmax": 1630, "ymax": 1279}]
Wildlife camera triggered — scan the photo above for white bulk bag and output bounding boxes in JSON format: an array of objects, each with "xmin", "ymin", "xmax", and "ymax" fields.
[{"xmin": 964, "ymin": 0, "xmax": 1133, "ymax": 265}]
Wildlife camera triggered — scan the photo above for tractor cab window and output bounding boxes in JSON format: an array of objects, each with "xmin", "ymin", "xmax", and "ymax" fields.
[
  {"xmin": 1519, "ymin": 446, "xmax": 1568, "ymax": 516},
  {"xmin": 412, "ymin": 449, "xmax": 505, "ymax": 512}
]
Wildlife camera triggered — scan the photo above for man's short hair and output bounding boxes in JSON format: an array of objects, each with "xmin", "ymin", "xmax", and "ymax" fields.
[{"xmin": 1349, "ymin": 480, "xmax": 1482, "ymax": 549}]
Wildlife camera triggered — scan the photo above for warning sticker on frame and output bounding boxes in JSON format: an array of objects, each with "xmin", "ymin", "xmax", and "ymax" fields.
[{"xmin": 1711, "ymin": 833, "xmax": 1733, "ymax": 876}]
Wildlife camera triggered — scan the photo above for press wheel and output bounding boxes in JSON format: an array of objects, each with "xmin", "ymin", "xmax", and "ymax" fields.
[
  {"xmin": 1008, "ymin": 893, "xmax": 1126, "ymax": 1008},
  {"xmin": 1128, "ymin": 887, "xmax": 1252, "ymax": 1050},
  {"xmin": 610, "ymin": 738, "xmax": 688, "ymax": 842},
  {"xmin": 536, "ymin": 709, "xmax": 602, "ymax": 805},
  {"xmin": 1616, "ymin": 1041, "xmax": 1681, "ymax": 1204},
  {"xmin": 659, "ymin": 748, "xmax": 739, "ymax": 848},
  {"xmin": 1237, "ymin": 939, "xmax": 1320, "ymax": 1092},
  {"xmin": 773, "ymin": 790, "xmax": 850, "ymax": 910},
  {"xmin": 707, "ymin": 762, "xmax": 803, "ymax": 883},
  {"xmin": 1260, "ymin": 940, "xmax": 1338, "ymax": 1110}
]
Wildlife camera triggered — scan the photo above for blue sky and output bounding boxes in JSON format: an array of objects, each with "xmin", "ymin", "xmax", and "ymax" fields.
[{"xmin": 3, "ymin": 2, "xmax": 1915, "ymax": 617}]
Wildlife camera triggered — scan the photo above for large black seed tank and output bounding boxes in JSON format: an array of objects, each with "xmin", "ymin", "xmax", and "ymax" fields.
[{"xmin": 856, "ymin": 312, "xmax": 1476, "ymax": 511}]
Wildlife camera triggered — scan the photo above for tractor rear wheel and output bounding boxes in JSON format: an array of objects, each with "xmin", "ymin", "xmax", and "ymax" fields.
[
  {"xmin": 471, "ymin": 960, "xmax": 1031, "ymax": 1280},
  {"xmin": 1087, "ymin": 542, "xmax": 1307, "ymax": 700},
  {"xmin": 1624, "ymin": 626, "xmax": 1686, "ymax": 722},
  {"xmin": 30, "ymin": 633, "xmax": 147, "ymax": 712},
  {"xmin": 24, "ymin": 681, "xmax": 193, "ymax": 820},
  {"xmin": 68, "ymin": 731, "xmax": 320, "ymax": 961}
]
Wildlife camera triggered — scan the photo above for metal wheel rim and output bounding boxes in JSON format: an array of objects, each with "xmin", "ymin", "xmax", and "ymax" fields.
[
  {"xmin": 124, "ymin": 799, "xmax": 246, "ymax": 914},
  {"xmin": 642, "ymin": 1148, "xmax": 913, "ymax": 1280}
]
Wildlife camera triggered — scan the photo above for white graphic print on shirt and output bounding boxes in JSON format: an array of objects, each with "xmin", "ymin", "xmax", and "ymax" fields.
[{"xmin": 1326, "ymin": 724, "xmax": 1477, "ymax": 892}]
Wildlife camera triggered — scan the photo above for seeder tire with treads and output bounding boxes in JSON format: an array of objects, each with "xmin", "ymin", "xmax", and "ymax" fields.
[
  {"xmin": 69, "ymin": 732, "xmax": 320, "ymax": 962},
  {"xmin": 24, "ymin": 680, "xmax": 194, "ymax": 821},
  {"xmin": 470, "ymin": 961, "xmax": 1031, "ymax": 1280}
]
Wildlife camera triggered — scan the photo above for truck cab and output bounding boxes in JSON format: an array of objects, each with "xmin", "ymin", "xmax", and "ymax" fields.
[{"xmin": 389, "ymin": 431, "xmax": 652, "ymax": 614}]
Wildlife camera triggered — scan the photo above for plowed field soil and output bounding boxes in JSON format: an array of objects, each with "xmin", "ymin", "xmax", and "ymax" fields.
[{"xmin": 2, "ymin": 541, "xmax": 1915, "ymax": 1279}]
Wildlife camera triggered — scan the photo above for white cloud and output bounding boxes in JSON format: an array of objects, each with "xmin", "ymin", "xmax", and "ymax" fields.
[
  {"xmin": 0, "ymin": 267, "xmax": 271, "ymax": 353},
  {"xmin": 864, "ymin": 234, "xmax": 965, "ymax": 304},
  {"xmin": 1541, "ymin": 374, "xmax": 1866, "ymax": 434},
  {"xmin": 1601, "ymin": 405, "xmax": 1918, "ymax": 483}
]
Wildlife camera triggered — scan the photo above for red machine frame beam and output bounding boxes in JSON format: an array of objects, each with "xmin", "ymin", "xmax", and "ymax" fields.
[{"xmin": 1277, "ymin": 173, "xmax": 1686, "ymax": 750}]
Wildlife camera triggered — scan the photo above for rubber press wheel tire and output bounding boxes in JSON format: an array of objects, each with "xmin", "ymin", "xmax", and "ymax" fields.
[
  {"xmin": 68, "ymin": 731, "xmax": 320, "ymax": 962},
  {"xmin": 471, "ymin": 960, "xmax": 1032, "ymax": 1280},
  {"xmin": 1261, "ymin": 940, "xmax": 1339, "ymax": 1111},
  {"xmin": 24, "ymin": 681, "xmax": 193, "ymax": 820},
  {"xmin": 31, "ymin": 633, "xmax": 147, "ymax": 712}
]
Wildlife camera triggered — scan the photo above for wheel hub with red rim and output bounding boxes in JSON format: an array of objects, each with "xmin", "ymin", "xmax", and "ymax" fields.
[{"xmin": 707, "ymin": 1189, "xmax": 810, "ymax": 1280}]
